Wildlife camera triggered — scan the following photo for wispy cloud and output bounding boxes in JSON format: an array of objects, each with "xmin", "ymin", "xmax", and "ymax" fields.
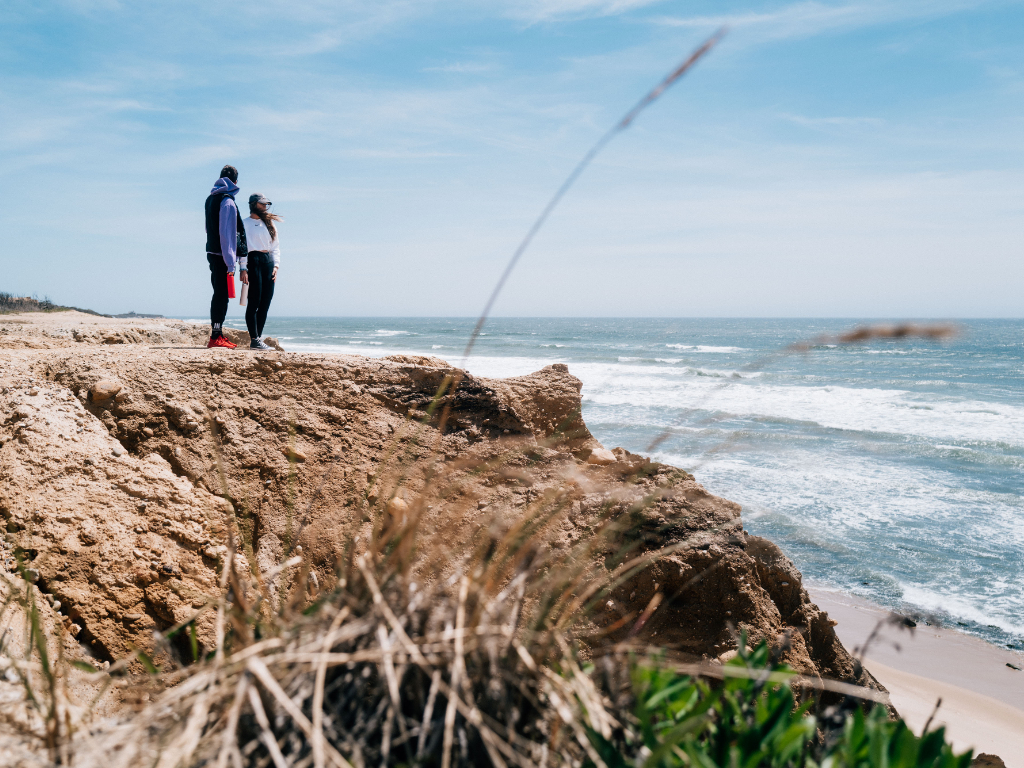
[
  {"xmin": 779, "ymin": 112, "xmax": 886, "ymax": 129},
  {"xmin": 498, "ymin": 0, "xmax": 668, "ymax": 22},
  {"xmin": 653, "ymin": 0, "xmax": 992, "ymax": 40},
  {"xmin": 423, "ymin": 61, "xmax": 496, "ymax": 74}
]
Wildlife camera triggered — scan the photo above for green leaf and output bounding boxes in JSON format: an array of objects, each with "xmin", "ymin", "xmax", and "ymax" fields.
[
  {"xmin": 136, "ymin": 650, "xmax": 159, "ymax": 674},
  {"xmin": 645, "ymin": 677, "xmax": 693, "ymax": 710}
]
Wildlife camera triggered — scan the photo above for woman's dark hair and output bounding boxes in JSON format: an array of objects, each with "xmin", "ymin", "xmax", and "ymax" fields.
[
  {"xmin": 220, "ymin": 165, "xmax": 238, "ymax": 183},
  {"xmin": 249, "ymin": 199, "xmax": 283, "ymax": 240}
]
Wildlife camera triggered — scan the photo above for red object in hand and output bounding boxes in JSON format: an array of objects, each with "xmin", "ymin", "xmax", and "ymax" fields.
[{"xmin": 227, "ymin": 273, "xmax": 236, "ymax": 299}]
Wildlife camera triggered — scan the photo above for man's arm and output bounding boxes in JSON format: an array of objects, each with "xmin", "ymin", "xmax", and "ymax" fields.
[{"xmin": 219, "ymin": 197, "xmax": 238, "ymax": 271}]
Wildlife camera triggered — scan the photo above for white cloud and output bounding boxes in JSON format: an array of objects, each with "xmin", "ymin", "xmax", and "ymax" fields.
[
  {"xmin": 653, "ymin": 0, "xmax": 992, "ymax": 41},
  {"xmin": 779, "ymin": 113, "xmax": 886, "ymax": 129},
  {"xmin": 423, "ymin": 61, "xmax": 496, "ymax": 74},
  {"xmin": 497, "ymin": 0, "xmax": 668, "ymax": 22}
]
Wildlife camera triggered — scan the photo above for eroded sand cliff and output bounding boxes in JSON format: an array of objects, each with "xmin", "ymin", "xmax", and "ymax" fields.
[{"xmin": 0, "ymin": 311, "xmax": 880, "ymax": 707}]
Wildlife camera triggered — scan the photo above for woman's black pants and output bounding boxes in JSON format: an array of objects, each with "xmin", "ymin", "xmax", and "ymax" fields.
[{"xmin": 245, "ymin": 251, "xmax": 275, "ymax": 339}]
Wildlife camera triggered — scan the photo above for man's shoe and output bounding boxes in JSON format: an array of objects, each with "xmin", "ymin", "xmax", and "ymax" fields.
[
  {"xmin": 208, "ymin": 335, "xmax": 237, "ymax": 349},
  {"xmin": 250, "ymin": 337, "xmax": 271, "ymax": 351}
]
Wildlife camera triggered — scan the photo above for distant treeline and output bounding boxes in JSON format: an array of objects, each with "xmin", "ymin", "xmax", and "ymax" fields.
[
  {"xmin": 0, "ymin": 293, "xmax": 59, "ymax": 313},
  {"xmin": 0, "ymin": 292, "xmax": 124, "ymax": 317}
]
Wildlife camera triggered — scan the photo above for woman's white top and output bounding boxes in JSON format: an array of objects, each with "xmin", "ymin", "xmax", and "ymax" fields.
[{"xmin": 241, "ymin": 217, "xmax": 281, "ymax": 268}]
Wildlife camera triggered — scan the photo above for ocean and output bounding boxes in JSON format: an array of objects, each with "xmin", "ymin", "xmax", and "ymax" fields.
[{"xmin": 232, "ymin": 316, "xmax": 1024, "ymax": 651}]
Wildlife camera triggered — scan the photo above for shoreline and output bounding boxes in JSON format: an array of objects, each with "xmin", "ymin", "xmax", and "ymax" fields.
[{"xmin": 808, "ymin": 585, "xmax": 1024, "ymax": 763}]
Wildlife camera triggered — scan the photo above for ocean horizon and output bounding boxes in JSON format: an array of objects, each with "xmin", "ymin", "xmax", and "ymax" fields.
[{"xmin": 192, "ymin": 315, "xmax": 1024, "ymax": 654}]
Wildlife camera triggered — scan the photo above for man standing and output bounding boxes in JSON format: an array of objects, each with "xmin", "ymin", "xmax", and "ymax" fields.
[{"xmin": 204, "ymin": 165, "xmax": 247, "ymax": 349}]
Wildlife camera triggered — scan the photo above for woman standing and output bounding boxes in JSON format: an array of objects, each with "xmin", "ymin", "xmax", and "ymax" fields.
[{"xmin": 240, "ymin": 193, "xmax": 281, "ymax": 351}]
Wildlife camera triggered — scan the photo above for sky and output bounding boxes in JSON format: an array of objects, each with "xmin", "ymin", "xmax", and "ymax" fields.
[{"xmin": 2, "ymin": 0, "xmax": 1023, "ymax": 318}]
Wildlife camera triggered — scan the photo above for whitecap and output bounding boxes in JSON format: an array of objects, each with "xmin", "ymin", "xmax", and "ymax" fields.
[
  {"xmin": 898, "ymin": 583, "xmax": 1024, "ymax": 637},
  {"xmin": 665, "ymin": 344, "xmax": 746, "ymax": 353}
]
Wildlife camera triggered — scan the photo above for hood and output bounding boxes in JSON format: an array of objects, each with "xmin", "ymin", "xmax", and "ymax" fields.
[{"xmin": 210, "ymin": 177, "xmax": 239, "ymax": 197}]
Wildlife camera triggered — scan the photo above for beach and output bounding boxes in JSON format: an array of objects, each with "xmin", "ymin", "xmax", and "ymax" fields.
[{"xmin": 810, "ymin": 586, "xmax": 1024, "ymax": 763}]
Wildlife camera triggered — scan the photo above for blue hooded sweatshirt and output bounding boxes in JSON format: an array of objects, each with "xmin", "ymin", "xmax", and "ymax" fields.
[{"xmin": 207, "ymin": 178, "xmax": 242, "ymax": 272}]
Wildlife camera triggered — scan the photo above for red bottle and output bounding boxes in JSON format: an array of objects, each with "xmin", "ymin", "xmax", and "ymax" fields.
[{"xmin": 227, "ymin": 273, "xmax": 236, "ymax": 299}]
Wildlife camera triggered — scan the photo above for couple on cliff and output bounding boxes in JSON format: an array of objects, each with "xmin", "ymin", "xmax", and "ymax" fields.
[{"xmin": 204, "ymin": 164, "xmax": 282, "ymax": 351}]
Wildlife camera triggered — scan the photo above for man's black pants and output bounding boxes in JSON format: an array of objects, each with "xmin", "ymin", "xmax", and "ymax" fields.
[
  {"xmin": 245, "ymin": 251, "xmax": 275, "ymax": 339},
  {"xmin": 207, "ymin": 252, "xmax": 229, "ymax": 332}
]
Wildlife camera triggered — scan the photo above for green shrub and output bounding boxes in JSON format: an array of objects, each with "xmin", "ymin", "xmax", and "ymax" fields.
[{"xmin": 586, "ymin": 640, "xmax": 973, "ymax": 768}]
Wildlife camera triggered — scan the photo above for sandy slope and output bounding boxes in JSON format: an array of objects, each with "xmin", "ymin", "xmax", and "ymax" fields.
[{"xmin": 868, "ymin": 662, "xmax": 1024, "ymax": 765}]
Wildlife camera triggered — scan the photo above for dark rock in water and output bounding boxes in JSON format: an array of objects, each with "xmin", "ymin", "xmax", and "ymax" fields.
[{"xmin": 112, "ymin": 312, "xmax": 165, "ymax": 319}]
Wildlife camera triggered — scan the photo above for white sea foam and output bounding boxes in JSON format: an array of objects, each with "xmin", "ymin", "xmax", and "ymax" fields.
[
  {"xmin": 653, "ymin": 440, "xmax": 1024, "ymax": 631},
  {"xmin": 375, "ymin": 329, "xmax": 410, "ymax": 336},
  {"xmin": 578, "ymin": 368, "xmax": 1024, "ymax": 447},
  {"xmin": 665, "ymin": 344, "xmax": 746, "ymax": 353},
  {"xmin": 898, "ymin": 584, "xmax": 1024, "ymax": 637}
]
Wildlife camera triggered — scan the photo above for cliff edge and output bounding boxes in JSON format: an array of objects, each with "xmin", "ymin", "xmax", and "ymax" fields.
[{"xmin": 0, "ymin": 311, "xmax": 882, "ymax": 703}]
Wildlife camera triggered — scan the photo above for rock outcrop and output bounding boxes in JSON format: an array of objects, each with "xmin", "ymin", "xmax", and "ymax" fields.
[{"xmin": 0, "ymin": 311, "xmax": 882, "ymax": 696}]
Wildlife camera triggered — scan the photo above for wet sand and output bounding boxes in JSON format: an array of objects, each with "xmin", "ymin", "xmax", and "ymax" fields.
[{"xmin": 809, "ymin": 586, "xmax": 1024, "ymax": 765}]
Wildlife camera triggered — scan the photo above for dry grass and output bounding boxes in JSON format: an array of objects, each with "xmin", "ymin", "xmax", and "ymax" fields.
[
  {"xmin": 2, "ymin": 460, "xmax": 632, "ymax": 767},
  {"xmin": 0, "ymin": 329, "xmax": 923, "ymax": 767}
]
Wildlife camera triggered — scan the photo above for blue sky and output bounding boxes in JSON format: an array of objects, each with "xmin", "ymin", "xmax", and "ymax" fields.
[{"xmin": 2, "ymin": 0, "xmax": 1023, "ymax": 317}]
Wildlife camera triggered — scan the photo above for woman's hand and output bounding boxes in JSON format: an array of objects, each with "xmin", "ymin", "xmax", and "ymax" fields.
[
  {"xmin": 240, "ymin": 271, "xmax": 249, "ymax": 285},
  {"xmin": 272, "ymin": 267, "xmax": 278, "ymax": 282}
]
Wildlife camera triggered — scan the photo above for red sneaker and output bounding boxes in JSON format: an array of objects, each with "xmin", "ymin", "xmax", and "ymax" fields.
[{"xmin": 207, "ymin": 335, "xmax": 237, "ymax": 349}]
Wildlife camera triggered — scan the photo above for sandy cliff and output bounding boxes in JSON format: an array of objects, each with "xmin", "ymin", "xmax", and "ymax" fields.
[{"xmin": 0, "ymin": 311, "xmax": 880, "ymax": 699}]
